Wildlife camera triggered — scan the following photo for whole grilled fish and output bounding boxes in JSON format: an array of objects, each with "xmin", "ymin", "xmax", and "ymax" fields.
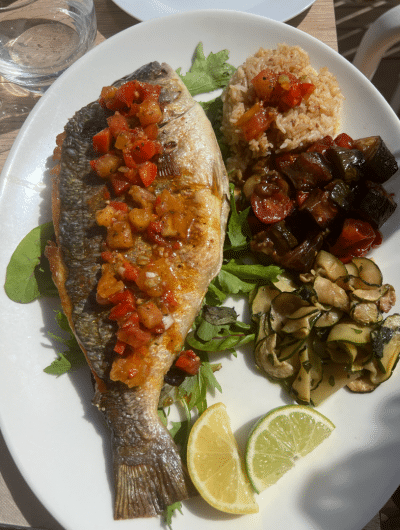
[{"xmin": 46, "ymin": 62, "xmax": 229, "ymax": 518}]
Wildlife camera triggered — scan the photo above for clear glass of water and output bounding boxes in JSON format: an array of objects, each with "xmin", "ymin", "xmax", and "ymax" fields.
[{"xmin": 0, "ymin": 0, "xmax": 97, "ymax": 92}]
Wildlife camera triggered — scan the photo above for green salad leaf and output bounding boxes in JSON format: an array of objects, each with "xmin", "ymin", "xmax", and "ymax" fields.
[
  {"xmin": 4, "ymin": 221, "xmax": 57, "ymax": 303},
  {"xmin": 163, "ymin": 501, "xmax": 183, "ymax": 530},
  {"xmin": 44, "ymin": 311, "xmax": 86, "ymax": 375},
  {"xmin": 176, "ymin": 42, "xmax": 236, "ymax": 96},
  {"xmin": 225, "ymin": 183, "xmax": 251, "ymax": 251},
  {"xmin": 187, "ymin": 305, "xmax": 255, "ymax": 354}
]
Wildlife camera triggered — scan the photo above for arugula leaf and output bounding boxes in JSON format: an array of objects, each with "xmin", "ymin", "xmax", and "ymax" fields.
[
  {"xmin": 222, "ymin": 260, "xmax": 282, "ymax": 282},
  {"xmin": 4, "ymin": 221, "xmax": 57, "ymax": 303},
  {"xmin": 177, "ymin": 42, "xmax": 236, "ymax": 96},
  {"xmin": 44, "ymin": 311, "xmax": 86, "ymax": 375},
  {"xmin": 199, "ymin": 96, "xmax": 230, "ymax": 161},
  {"xmin": 225, "ymin": 183, "xmax": 251, "ymax": 251},
  {"xmin": 177, "ymin": 360, "xmax": 222, "ymax": 416},
  {"xmin": 187, "ymin": 324, "xmax": 254, "ymax": 353},
  {"xmin": 217, "ymin": 269, "xmax": 257, "ymax": 294},
  {"xmin": 163, "ymin": 502, "xmax": 183, "ymax": 530}
]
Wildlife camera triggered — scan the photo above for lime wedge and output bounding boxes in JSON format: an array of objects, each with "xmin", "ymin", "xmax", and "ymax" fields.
[
  {"xmin": 187, "ymin": 402, "xmax": 259, "ymax": 514},
  {"xmin": 245, "ymin": 404, "xmax": 335, "ymax": 493}
]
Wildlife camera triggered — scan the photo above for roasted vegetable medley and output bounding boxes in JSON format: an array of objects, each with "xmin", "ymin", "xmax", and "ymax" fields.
[
  {"xmin": 251, "ymin": 250, "xmax": 400, "ymax": 405},
  {"xmin": 245, "ymin": 134, "xmax": 398, "ymax": 271}
]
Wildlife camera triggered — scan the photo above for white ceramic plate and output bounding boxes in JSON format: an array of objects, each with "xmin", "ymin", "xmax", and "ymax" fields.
[
  {"xmin": 1, "ymin": 9, "xmax": 400, "ymax": 530},
  {"xmin": 111, "ymin": 0, "xmax": 316, "ymax": 23}
]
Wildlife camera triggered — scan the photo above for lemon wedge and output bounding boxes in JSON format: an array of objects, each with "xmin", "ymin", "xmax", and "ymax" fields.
[{"xmin": 187, "ymin": 402, "xmax": 259, "ymax": 514}]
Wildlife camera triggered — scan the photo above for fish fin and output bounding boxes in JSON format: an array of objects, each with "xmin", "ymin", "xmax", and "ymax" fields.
[{"xmin": 114, "ymin": 449, "xmax": 192, "ymax": 518}]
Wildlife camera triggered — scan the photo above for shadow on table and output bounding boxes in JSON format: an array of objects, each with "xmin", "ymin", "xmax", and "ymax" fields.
[{"xmin": 0, "ymin": 429, "xmax": 65, "ymax": 530}]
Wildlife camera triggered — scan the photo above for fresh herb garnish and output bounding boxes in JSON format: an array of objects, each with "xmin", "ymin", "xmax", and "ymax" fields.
[
  {"xmin": 4, "ymin": 221, "xmax": 57, "ymax": 303},
  {"xmin": 176, "ymin": 42, "xmax": 236, "ymax": 96}
]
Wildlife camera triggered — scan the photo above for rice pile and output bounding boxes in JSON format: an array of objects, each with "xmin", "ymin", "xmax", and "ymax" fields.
[{"xmin": 221, "ymin": 44, "xmax": 343, "ymax": 182}]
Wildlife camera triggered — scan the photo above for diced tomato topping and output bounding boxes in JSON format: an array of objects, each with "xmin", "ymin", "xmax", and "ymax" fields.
[
  {"xmin": 110, "ymin": 347, "xmax": 151, "ymax": 387},
  {"xmin": 122, "ymin": 148, "xmax": 138, "ymax": 169},
  {"xmin": 143, "ymin": 123, "xmax": 159, "ymax": 140},
  {"xmin": 99, "ymin": 86, "xmax": 118, "ymax": 109},
  {"xmin": 236, "ymin": 102, "xmax": 277, "ymax": 142},
  {"xmin": 115, "ymin": 81, "xmax": 141, "ymax": 108},
  {"xmin": 161, "ymin": 289, "xmax": 178, "ymax": 309},
  {"xmin": 93, "ymin": 127, "xmax": 112, "ymax": 154},
  {"xmin": 110, "ymin": 201, "xmax": 129, "ymax": 212},
  {"xmin": 120, "ymin": 312, "xmax": 140, "ymax": 329},
  {"xmin": 109, "ymin": 289, "xmax": 136, "ymax": 306},
  {"xmin": 175, "ymin": 350, "xmax": 201, "ymax": 376},
  {"xmin": 300, "ymin": 82, "xmax": 316, "ymax": 100},
  {"xmin": 131, "ymin": 139, "xmax": 158, "ymax": 161},
  {"xmin": 109, "ymin": 301, "xmax": 136, "ymax": 321},
  {"xmin": 138, "ymin": 161, "xmax": 158, "ymax": 187},
  {"xmin": 137, "ymin": 99, "xmax": 163, "ymax": 127},
  {"xmin": 114, "ymin": 340, "xmax": 127, "ymax": 355},
  {"xmin": 140, "ymin": 83, "xmax": 162, "ymax": 101},
  {"xmin": 251, "ymin": 69, "xmax": 315, "ymax": 113},
  {"xmin": 251, "ymin": 191, "xmax": 295, "ymax": 224},
  {"xmin": 107, "ymin": 112, "xmax": 130, "ymax": 138},
  {"xmin": 122, "ymin": 262, "xmax": 140, "ymax": 282},
  {"xmin": 110, "ymin": 175, "xmax": 131, "ymax": 195},
  {"xmin": 117, "ymin": 324, "xmax": 152, "ymax": 349},
  {"xmin": 90, "ymin": 153, "xmax": 122, "ymax": 178},
  {"xmin": 101, "ymin": 250, "xmax": 114, "ymax": 263},
  {"xmin": 146, "ymin": 220, "xmax": 167, "ymax": 246},
  {"xmin": 334, "ymin": 133, "xmax": 355, "ymax": 149},
  {"xmin": 137, "ymin": 300, "xmax": 164, "ymax": 329}
]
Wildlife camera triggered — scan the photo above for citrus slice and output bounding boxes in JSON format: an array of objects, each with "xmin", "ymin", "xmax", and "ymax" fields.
[
  {"xmin": 187, "ymin": 402, "xmax": 259, "ymax": 514},
  {"xmin": 245, "ymin": 404, "xmax": 335, "ymax": 494}
]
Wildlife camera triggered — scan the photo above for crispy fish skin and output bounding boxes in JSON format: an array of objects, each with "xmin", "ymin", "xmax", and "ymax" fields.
[{"xmin": 46, "ymin": 62, "xmax": 229, "ymax": 518}]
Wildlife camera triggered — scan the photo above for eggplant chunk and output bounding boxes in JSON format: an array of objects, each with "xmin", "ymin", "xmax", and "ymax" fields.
[
  {"xmin": 356, "ymin": 181, "xmax": 397, "ymax": 229},
  {"xmin": 325, "ymin": 179, "xmax": 355, "ymax": 211},
  {"xmin": 353, "ymin": 136, "xmax": 398, "ymax": 184},
  {"xmin": 325, "ymin": 147, "xmax": 366, "ymax": 184},
  {"xmin": 280, "ymin": 152, "xmax": 333, "ymax": 191},
  {"xmin": 299, "ymin": 188, "xmax": 339, "ymax": 228}
]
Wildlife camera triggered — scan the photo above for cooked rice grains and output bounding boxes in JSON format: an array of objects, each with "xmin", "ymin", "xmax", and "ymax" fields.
[{"xmin": 221, "ymin": 44, "xmax": 343, "ymax": 182}]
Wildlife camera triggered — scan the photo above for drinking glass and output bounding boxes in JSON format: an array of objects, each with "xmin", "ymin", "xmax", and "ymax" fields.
[{"xmin": 0, "ymin": 0, "xmax": 97, "ymax": 92}]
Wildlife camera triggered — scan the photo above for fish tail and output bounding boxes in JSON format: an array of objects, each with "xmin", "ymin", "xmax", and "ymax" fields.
[
  {"xmin": 114, "ymin": 452, "xmax": 191, "ymax": 518},
  {"xmin": 95, "ymin": 385, "xmax": 193, "ymax": 519}
]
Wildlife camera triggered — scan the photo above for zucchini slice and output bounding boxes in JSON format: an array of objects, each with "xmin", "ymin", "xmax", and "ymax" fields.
[
  {"xmin": 352, "ymin": 257, "xmax": 383, "ymax": 287},
  {"xmin": 281, "ymin": 307, "xmax": 321, "ymax": 338},
  {"xmin": 250, "ymin": 284, "xmax": 279, "ymax": 323},
  {"xmin": 255, "ymin": 332, "xmax": 297, "ymax": 380},
  {"xmin": 310, "ymin": 363, "xmax": 361, "ymax": 406},
  {"xmin": 347, "ymin": 375, "xmax": 377, "ymax": 393},
  {"xmin": 327, "ymin": 320, "xmax": 373, "ymax": 345},
  {"xmin": 350, "ymin": 301, "xmax": 383, "ymax": 326},
  {"xmin": 314, "ymin": 308, "xmax": 343, "ymax": 328},
  {"xmin": 269, "ymin": 292, "xmax": 309, "ymax": 333},
  {"xmin": 291, "ymin": 341, "xmax": 323, "ymax": 404},
  {"xmin": 369, "ymin": 314, "xmax": 400, "ymax": 384},
  {"xmin": 313, "ymin": 276, "xmax": 350, "ymax": 312},
  {"xmin": 314, "ymin": 250, "xmax": 348, "ymax": 282},
  {"xmin": 272, "ymin": 272, "xmax": 297, "ymax": 292}
]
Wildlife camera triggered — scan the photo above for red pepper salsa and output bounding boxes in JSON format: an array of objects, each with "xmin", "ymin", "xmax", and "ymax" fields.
[{"xmin": 90, "ymin": 79, "xmax": 194, "ymax": 387}]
